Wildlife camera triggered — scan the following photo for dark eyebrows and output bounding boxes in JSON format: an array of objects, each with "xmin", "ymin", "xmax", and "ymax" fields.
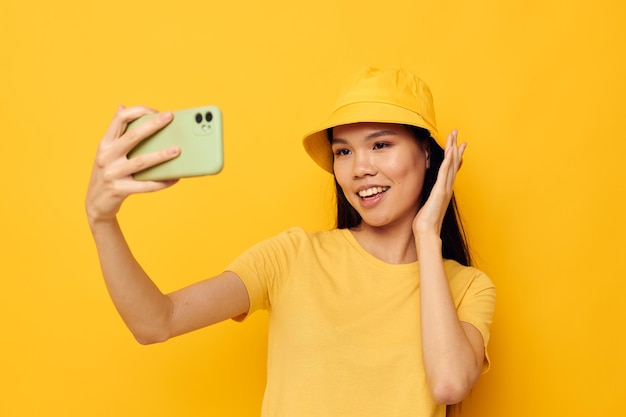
[
  {"xmin": 330, "ymin": 137, "xmax": 348, "ymax": 145},
  {"xmin": 331, "ymin": 130, "xmax": 399, "ymax": 145},
  {"xmin": 364, "ymin": 130, "xmax": 398, "ymax": 140}
]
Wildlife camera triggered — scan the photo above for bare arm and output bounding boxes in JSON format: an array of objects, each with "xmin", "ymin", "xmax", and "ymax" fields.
[
  {"xmin": 413, "ymin": 130, "xmax": 484, "ymax": 404},
  {"xmin": 415, "ymin": 234, "xmax": 484, "ymax": 404},
  {"xmin": 86, "ymin": 106, "xmax": 249, "ymax": 344}
]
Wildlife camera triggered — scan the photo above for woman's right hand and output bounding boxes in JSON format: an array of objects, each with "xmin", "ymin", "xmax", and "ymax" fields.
[{"xmin": 85, "ymin": 105, "xmax": 181, "ymax": 226}]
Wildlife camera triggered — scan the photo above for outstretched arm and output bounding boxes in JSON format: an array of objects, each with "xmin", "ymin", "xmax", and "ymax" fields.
[
  {"xmin": 86, "ymin": 106, "xmax": 249, "ymax": 344},
  {"xmin": 413, "ymin": 130, "xmax": 484, "ymax": 404}
]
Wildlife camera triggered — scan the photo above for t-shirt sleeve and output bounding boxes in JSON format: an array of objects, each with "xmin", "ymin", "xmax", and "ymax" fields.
[
  {"xmin": 225, "ymin": 227, "xmax": 304, "ymax": 318},
  {"xmin": 449, "ymin": 264, "xmax": 496, "ymax": 373}
]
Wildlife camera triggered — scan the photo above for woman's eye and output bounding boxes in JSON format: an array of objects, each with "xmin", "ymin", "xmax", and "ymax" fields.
[
  {"xmin": 334, "ymin": 148, "xmax": 351, "ymax": 156},
  {"xmin": 373, "ymin": 142, "xmax": 389, "ymax": 150}
]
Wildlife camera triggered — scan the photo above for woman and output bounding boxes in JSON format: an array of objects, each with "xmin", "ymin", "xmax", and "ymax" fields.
[{"xmin": 86, "ymin": 67, "xmax": 495, "ymax": 417}]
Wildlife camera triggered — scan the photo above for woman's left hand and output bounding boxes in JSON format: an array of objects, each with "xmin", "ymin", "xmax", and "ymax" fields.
[{"xmin": 413, "ymin": 129, "xmax": 467, "ymax": 238}]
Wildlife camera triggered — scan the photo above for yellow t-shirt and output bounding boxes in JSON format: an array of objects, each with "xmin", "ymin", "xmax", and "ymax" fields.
[{"xmin": 227, "ymin": 227, "xmax": 495, "ymax": 417}]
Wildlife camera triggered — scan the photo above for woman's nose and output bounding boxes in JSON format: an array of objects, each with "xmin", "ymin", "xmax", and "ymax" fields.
[{"xmin": 352, "ymin": 152, "xmax": 377, "ymax": 178}]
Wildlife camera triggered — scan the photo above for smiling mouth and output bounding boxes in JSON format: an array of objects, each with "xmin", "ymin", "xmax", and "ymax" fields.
[{"xmin": 357, "ymin": 186, "xmax": 389, "ymax": 198}]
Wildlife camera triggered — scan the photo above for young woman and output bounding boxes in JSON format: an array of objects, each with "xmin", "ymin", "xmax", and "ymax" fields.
[{"xmin": 86, "ymin": 67, "xmax": 495, "ymax": 417}]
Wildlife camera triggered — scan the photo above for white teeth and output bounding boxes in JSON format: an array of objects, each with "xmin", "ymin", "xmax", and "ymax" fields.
[{"xmin": 358, "ymin": 187, "xmax": 389, "ymax": 197}]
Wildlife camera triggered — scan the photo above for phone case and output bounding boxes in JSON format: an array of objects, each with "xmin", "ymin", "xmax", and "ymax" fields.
[{"xmin": 127, "ymin": 105, "xmax": 223, "ymax": 181}]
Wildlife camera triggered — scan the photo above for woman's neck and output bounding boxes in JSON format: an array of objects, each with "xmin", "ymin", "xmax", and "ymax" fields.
[{"xmin": 349, "ymin": 220, "xmax": 418, "ymax": 264}]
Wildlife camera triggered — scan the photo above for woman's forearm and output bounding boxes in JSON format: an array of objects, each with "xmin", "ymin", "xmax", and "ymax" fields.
[
  {"xmin": 89, "ymin": 217, "xmax": 174, "ymax": 344},
  {"xmin": 416, "ymin": 232, "xmax": 482, "ymax": 405}
]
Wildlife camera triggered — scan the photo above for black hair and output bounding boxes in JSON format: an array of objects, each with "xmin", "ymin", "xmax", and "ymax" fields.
[{"xmin": 329, "ymin": 125, "xmax": 472, "ymax": 267}]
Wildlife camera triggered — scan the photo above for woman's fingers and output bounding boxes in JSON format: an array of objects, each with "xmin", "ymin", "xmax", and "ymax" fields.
[
  {"xmin": 118, "ymin": 111, "xmax": 174, "ymax": 156},
  {"xmin": 116, "ymin": 145, "xmax": 180, "ymax": 178},
  {"xmin": 440, "ymin": 129, "xmax": 466, "ymax": 191},
  {"xmin": 101, "ymin": 106, "xmax": 175, "ymax": 160},
  {"xmin": 101, "ymin": 105, "xmax": 157, "ymax": 147},
  {"xmin": 120, "ymin": 177, "xmax": 180, "ymax": 195},
  {"xmin": 414, "ymin": 129, "xmax": 468, "ymax": 235},
  {"xmin": 86, "ymin": 106, "xmax": 181, "ymax": 223},
  {"xmin": 99, "ymin": 106, "xmax": 177, "ymax": 176}
]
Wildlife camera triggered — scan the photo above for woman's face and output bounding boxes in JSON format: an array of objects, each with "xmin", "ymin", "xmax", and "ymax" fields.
[{"xmin": 331, "ymin": 122, "xmax": 429, "ymax": 229}]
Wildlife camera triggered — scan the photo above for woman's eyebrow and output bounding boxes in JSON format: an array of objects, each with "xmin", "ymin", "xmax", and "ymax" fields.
[
  {"xmin": 364, "ymin": 130, "xmax": 398, "ymax": 141},
  {"xmin": 330, "ymin": 137, "xmax": 348, "ymax": 145},
  {"xmin": 331, "ymin": 130, "xmax": 398, "ymax": 145}
]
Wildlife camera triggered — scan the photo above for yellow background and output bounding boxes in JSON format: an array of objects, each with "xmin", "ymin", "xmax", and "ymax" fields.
[{"xmin": 2, "ymin": 0, "xmax": 625, "ymax": 415}]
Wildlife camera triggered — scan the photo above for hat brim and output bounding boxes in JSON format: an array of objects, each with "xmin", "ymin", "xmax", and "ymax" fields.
[{"xmin": 302, "ymin": 101, "xmax": 439, "ymax": 173}]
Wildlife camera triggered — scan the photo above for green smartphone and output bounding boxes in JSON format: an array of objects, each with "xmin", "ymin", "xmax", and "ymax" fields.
[{"xmin": 127, "ymin": 105, "xmax": 223, "ymax": 181}]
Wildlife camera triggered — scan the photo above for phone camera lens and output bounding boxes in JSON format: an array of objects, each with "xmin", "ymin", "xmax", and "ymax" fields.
[
  {"xmin": 195, "ymin": 113, "xmax": 203, "ymax": 123},
  {"xmin": 205, "ymin": 112, "xmax": 213, "ymax": 122}
]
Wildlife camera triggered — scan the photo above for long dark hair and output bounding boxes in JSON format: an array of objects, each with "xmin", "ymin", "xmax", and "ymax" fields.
[{"xmin": 330, "ymin": 125, "xmax": 472, "ymax": 267}]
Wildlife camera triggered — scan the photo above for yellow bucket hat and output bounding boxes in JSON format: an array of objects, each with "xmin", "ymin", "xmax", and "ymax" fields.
[{"xmin": 302, "ymin": 67, "xmax": 439, "ymax": 173}]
